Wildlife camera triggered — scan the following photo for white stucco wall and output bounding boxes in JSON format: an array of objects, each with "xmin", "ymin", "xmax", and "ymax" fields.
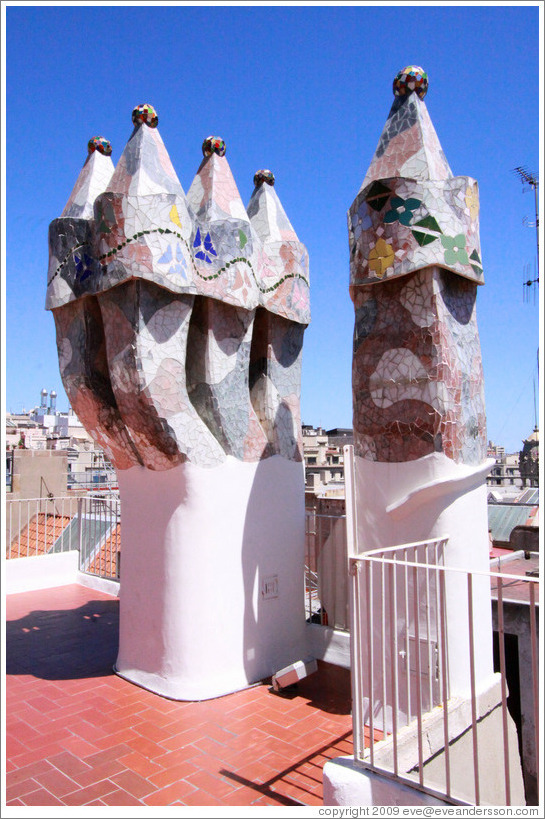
[
  {"xmin": 5, "ymin": 551, "xmax": 79, "ymax": 594},
  {"xmin": 353, "ymin": 452, "xmax": 496, "ymax": 700},
  {"xmin": 323, "ymin": 757, "xmax": 448, "ymax": 806},
  {"xmin": 115, "ymin": 455, "xmax": 307, "ymax": 700}
]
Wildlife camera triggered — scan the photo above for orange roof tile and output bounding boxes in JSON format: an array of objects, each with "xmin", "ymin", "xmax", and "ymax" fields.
[{"xmin": 7, "ymin": 512, "xmax": 73, "ymax": 560}]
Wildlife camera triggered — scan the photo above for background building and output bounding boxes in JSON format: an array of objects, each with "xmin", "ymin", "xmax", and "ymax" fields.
[{"xmin": 302, "ymin": 425, "xmax": 353, "ymax": 508}]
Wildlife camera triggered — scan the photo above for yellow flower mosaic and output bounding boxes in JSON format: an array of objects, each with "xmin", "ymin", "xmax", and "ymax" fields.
[
  {"xmin": 368, "ymin": 238, "xmax": 395, "ymax": 278},
  {"xmin": 465, "ymin": 185, "xmax": 479, "ymax": 220}
]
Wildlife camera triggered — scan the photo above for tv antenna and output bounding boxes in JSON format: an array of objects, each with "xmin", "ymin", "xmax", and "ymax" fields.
[{"xmin": 513, "ymin": 166, "xmax": 539, "ymax": 301}]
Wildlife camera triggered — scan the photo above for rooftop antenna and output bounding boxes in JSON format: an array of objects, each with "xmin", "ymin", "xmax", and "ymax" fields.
[
  {"xmin": 513, "ymin": 166, "xmax": 539, "ymax": 301},
  {"xmin": 534, "ymin": 346, "xmax": 539, "ymax": 433}
]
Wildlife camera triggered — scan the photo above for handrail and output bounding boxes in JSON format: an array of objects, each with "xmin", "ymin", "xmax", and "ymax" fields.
[
  {"xmin": 349, "ymin": 536, "xmax": 539, "ymax": 805},
  {"xmin": 350, "ymin": 551, "xmax": 539, "ymax": 588}
]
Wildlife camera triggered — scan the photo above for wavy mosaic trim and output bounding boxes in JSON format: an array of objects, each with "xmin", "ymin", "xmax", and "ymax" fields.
[{"xmin": 48, "ymin": 226, "xmax": 310, "ymax": 293}]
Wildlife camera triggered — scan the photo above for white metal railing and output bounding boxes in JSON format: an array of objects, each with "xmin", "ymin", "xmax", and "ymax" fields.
[
  {"xmin": 349, "ymin": 541, "xmax": 540, "ymax": 805},
  {"xmin": 66, "ymin": 473, "xmax": 119, "ymax": 491},
  {"xmin": 305, "ymin": 512, "xmax": 349, "ymax": 629},
  {"xmin": 5, "ymin": 495, "xmax": 121, "ymax": 581}
]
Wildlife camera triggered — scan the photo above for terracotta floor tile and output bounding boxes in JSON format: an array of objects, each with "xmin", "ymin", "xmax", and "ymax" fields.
[
  {"xmin": 25, "ymin": 694, "xmax": 65, "ymax": 713},
  {"xmin": 132, "ymin": 719, "xmax": 176, "ymax": 744},
  {"xmin": 190, "ymin": 748, "xmax": 237, "ymax": 774},
  {"xmin": 272, "ymin": 778, "xmax": 312, "ymax": 803},
  {"xmin": 142, "ymin": 779, "xmax": 199, "ymax": 806},
  {"xmin": 6, "ymin": 760, "xmax": 54, "ymax": 787},
  {"xmin": 152, "ymin": 745, "xmax": 200, "ymax": 769},
  {"xmin": 19, "ymin": 787, "xmax": 66, "ymax": 806},
  {"xmin": 118, "ymin": 750, "xmax": 164, "ymax": 779},
  {"xmin": 8, "ymin": 743, "xmax": 65, "ymax": 770},
  {"xmin": 83, "ymin": 744, "xmax": 131, "ymax": 768},
  {"xmin": 89, "ymin": 726, "xmax": 141, "ymax": 750},
  {"xmin": 6, "ymin": 720, "xmax": 42, "ymax": 747},
  {"xmin": 71, "ymin": 759, "xmax": 125, "ymax": 787},
  {"xmin": 135, "ymin": 706, "xmax": 184, "ymax": 727},
  {"xmin": 148, "ymin": 760, "xmax": 201, "ymax": 789},
  {"xmin": 47, "ymin": 750, "xmax": 93, "ymax": 779},
  {"xmin": 252, "ymin": 793, "xmax": 288, "ymax": 805},
  {"xmin": 59, "ymin": 734, "xmax": 102, "ymax": 759},
  {"xmin": 30, "ymin": 726, "xmax": 74, "ymax": 749},
  {"xmin": 6, "ymin": 584, "xmax": 357, "ymax": 808},
  {"xmin": 109, "ymin": 768, "xmax": 158, "ymax": 798},
  {"xmin": 124, "ymin": 733, "xmax": 166, "ymax": 759},
  {"xmin": 62, "ymin": 779, "xmax": 119, "ymax": 806},
  {"xmin": 6, "ymin": 736, "xmax": 28, "ymax": 757},
  {"xmin": 6, "ymin": 777, "xmax": 43, "ymax": 801},
  {"xmin": 102, "ymin": 788, "xmax": 146, "ymax": 806},
  {"xmin": 160, "ymin": 721, "xmax": 209, "ymax": 748},
  {"xmin": 66, "ymin": 718, "xmax": 109, "ymax": 744},
  {"xmin": 220, "ymin": 785, "xmax": 273, "ymax": 806},
  {"xmin": 224, "ymin": 758, "xmax": 278, "ymax": 785},
  {"xmin": 179, "ymin": 788, "xmax": 225, "ymax": 807},
  {"xmin": 185, "ymin": 768, "xmax": 240, "ymax": 799},
  {"xmin": 34, "ymin": 767, "xmax": 81, "ymax": 797}
]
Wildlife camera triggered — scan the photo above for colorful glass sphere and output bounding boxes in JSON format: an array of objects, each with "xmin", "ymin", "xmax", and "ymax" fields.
[
  {"xmin": 132, "ymin": 104, "xmax": 159, "ymax": 128},
  {"xmin": 87, "ymin": 136, "xmax": 112, "ymax": 156},
  {"xmin": 202, "ymin": 136, "xmax": 226, "ymax": 157},
  {"xmin": 253, "ymin": 169, "xmax": 275, "ymax": 188},
  {"xmin": 393, "ymin": 66, "xmax": 428, "ymax": 100}
]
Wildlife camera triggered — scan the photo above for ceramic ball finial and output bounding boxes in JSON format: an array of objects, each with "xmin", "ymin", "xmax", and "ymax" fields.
[
  {"xmin": 393, "ymin": 66, "xmax": 428, "ymax": 100},
  {"xmin": 132, "ymin": 104, "xmax": 159, "ymax": 128}
]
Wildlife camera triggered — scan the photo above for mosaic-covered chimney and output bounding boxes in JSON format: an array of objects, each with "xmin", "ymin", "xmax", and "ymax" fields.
[
  {"xmin": 347, "ymin": 67, "xmax": 495, "ymax": 704},
  {"xmin": 47, "ymin": 106, "xmax": 310, "ymax": 699}
]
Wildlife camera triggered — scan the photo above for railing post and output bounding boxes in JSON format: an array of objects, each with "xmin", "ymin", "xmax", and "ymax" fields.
[
  {"xmin": 343, "ymin": 445, "xmax": 357, "ymax": 558},
  {"xmin": 77, "ymin": 496, "xmax": 84, "ymax": 570},
  {"xmin": 349, "ymin": 558, "xmax": 364, "ymax": 760},
  {"xmin": 529, "ymin": 582, "xmax": 539, "ymax": 782},
  {"xmin": 496, "ymin": 577, "xmax": 511, "ymax": 805},
  {"xmin": 467, "ymin": 573, "xmax": 480, "ymax": 805}
]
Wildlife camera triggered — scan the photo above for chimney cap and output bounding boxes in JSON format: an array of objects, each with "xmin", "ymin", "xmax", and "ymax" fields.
[{"xmin": 393, "ymin": 65, "xmax": 428, "ymax": 100}]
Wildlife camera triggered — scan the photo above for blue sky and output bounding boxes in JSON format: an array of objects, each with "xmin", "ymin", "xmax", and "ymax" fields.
[{"xmin": 3, "ymin": 1, "xmax": 542, "ymax": 454}]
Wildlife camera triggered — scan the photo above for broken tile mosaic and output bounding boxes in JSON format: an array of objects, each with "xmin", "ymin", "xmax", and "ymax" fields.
[
  {"xmin": 47, "ymin": 107, "xmax": 309, "ymax": 470},
  {"xmin": 349, "ymin": 68, "xmax": 486, "ymax": 467}
]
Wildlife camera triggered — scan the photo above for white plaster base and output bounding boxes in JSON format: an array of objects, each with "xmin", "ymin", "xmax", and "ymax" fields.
[
  {"xmin": 115, "ymin": 455, "xmax": 306, "ymax": 700},
  {"xmin": 324, "ymin": 676, "xmax": 525, "ymax": 806},
  {"xmin": 323, "ymin": 757, "xmax": 448, "ymax": 806},
  {"xmin": 306, "ymin": 623, "xmax": 351, "ymax": 669},
  {"xmin": 353, "ymin": 453, "xmax": 495, "ymax": 699},
  {"xmin": 76, "ymin": 571, "xmax": 119, "ymax": 598}
]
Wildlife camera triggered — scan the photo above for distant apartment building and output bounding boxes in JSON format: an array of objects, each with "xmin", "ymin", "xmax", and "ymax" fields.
[
  {"xmin": 6, "ymin": 389, "xmax": 116, "ymax": 497},
  {"xmin": 519, "ymin": 427, "xmax": 539, "ymax": 487},
  {"xmin": 302, "ymin": 425, "xmax": 353, "ymax": 510},
  {"xmin": 486, "ymin": 440, "xmax": 523, "ymax": 488},
  {"xmin": 486, "ymin": 429, "xmax": 540, "ymax": 490}
]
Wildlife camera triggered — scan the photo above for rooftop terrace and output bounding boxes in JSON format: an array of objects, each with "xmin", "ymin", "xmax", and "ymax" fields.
[{"xmin": 5, "ymin": 583, "xmax": 367, "ymax": 808}]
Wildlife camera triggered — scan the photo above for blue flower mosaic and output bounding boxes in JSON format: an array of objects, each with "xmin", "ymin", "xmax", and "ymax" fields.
[
  {"xmin": 383, "ymin": 196, "xmax": 421, "ymax": 226},
  {"xmin": 158, "ymin": 242, "xmax": 188, "ymax": 280},
  {"xmin": 193, "ymin": 228, "xmax": 217, "ymax": 264},
  {"xmin": 74, "ymin": 251, "xmax": 96, "ymax": 282},
  {"xmin": 351, "ymin": 202, "xmax": 373, "ymax": 240}
]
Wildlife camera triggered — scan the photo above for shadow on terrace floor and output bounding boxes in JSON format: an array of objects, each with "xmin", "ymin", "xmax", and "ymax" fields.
[
  {"xmin": 5, "ymin": 593, "xmax": 351, "ymax": 719},
  {"xmin": 6, "ymin": 598, "xmax": 119, "ymax": 679},
  {"xmin": 6, "ymin": 585, "xmax": 355, "ymax": 807}
]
